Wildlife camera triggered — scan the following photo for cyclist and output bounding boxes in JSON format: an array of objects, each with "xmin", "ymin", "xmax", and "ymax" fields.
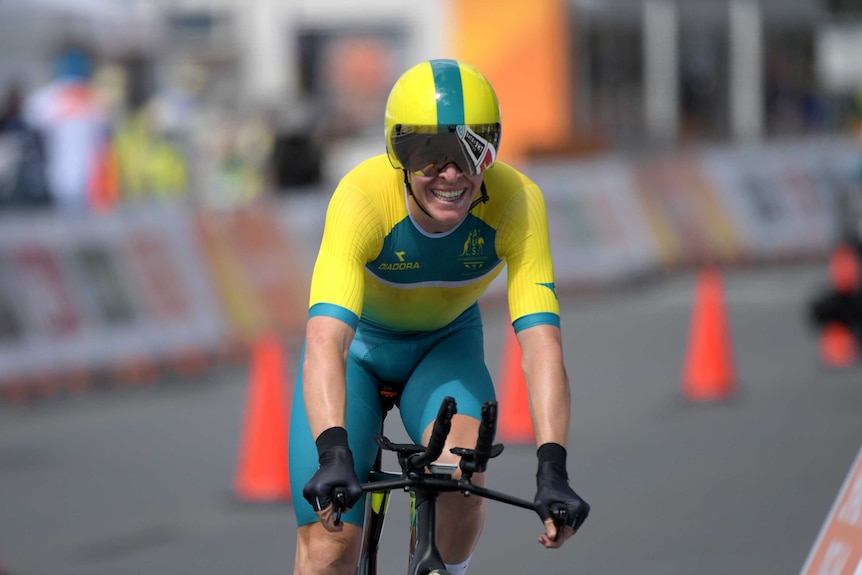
[{"xmin": 289, "ymin": 58, "xmax": 590, "ymax": 575}]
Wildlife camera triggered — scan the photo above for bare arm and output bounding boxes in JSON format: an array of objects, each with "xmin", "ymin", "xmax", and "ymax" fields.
[
  {"xmin": 302, "ymin": 315, "xmax": 356, "ymax": 440},
  {"xmin": 518, "ymin": 323, "xmax": 589, "ymax": 547},
  {"xmin": 516, "ymin": 323, "xmax": 570, "ymax": 447}
]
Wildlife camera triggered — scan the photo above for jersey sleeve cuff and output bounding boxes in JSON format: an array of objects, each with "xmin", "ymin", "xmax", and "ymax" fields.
[
  {"xmin": 512, "ymin": 312, "xmax": 560, "ymax": 334},
  {"xmin": 308, "ymin": 302, "xmax": 360, "ymax": 330}
]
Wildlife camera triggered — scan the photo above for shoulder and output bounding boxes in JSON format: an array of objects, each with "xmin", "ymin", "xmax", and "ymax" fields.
[
  {"xmin": 327, "ymin": 153, "xmax": 405, "ymax": 220},
  {"xmin": 333, "ymin": 154, "xmax": 402, "ymax": 202},
  {"xmin": 339, "ymin": 153, "xmax": 401, "ymax": 188},
  {"xmin": 23, "ymin": 85, "xmax": 55, "ymax": 120},
  {"xmin": 480, "ymin": 161, "xmax": 546, "ymax": 219},
  {"xmin": 483, "ymin": 161, "xmax": 542, "ymax": 198}
]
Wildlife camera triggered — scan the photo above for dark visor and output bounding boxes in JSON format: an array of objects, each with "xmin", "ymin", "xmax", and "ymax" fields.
[{"xmin": 391, "ymin": 124, "xmax": 500, "ymax": 177}]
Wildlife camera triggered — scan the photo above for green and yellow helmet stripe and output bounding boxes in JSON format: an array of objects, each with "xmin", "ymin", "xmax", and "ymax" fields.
[{"xmin": 430, "ymin": 59, "xmax": 466, "ymax": 125}]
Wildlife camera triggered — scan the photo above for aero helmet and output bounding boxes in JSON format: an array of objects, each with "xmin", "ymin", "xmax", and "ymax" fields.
[{"xmin": 385, "ymin": 59, "xmax": 501, "ymax": 177}]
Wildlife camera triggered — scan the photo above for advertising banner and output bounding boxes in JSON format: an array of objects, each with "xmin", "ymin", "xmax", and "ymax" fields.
[
  {"xmin": 0, "ymin": 207, "xmax": 228, "ymax": 386},
  {"xmin": 801, "ymin": 446, "xmax": 862, "ymax": 575}
]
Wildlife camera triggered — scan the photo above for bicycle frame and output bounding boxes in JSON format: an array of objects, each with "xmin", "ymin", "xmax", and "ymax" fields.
[
  {"xmin": 351, "ymin": 397, "xmax": 536, "ymax": 575},
  {"xmin": 356, "ymin": 465, "xmax": 399, "ymax": 574},
  {"xmin": 359, "ymin": 467, "xmax": 449, "ymax": 575}
]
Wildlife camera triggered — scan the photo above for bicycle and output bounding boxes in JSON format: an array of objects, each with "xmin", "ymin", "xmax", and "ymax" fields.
[{"xmin": 333, "ymin": 395, "xmax": 570, "ymax": 575}]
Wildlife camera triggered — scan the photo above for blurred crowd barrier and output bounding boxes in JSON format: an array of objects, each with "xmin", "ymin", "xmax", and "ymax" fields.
[
  {"xmin": 0, "ymin": 135, "xmax": 859, "ymax": 398},
  {"xmin": 524, "ymin": 135, "xmax": 860, "ymax": 296},
  {"xmin": 0, "ymin": 202, "xmax": 308, "ymax": 399}
]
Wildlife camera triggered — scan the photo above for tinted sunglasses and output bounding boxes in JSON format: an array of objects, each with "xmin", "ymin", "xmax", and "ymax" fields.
[{"xmin": 391, "ymin": 124, "xmax": 499, "ymax": 177}]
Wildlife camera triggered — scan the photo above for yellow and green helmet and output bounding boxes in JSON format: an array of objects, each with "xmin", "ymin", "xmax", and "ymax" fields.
[{"xmin": 384, "ymin": 59, "xmax": 502, "ymax": 177}]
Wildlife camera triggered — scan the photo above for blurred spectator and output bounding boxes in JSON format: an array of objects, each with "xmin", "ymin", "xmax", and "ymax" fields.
[
  {"xmin": 196, "ymin": 109, "xmax": 273, "ymax": 206},
  {"xmin": 0, "ymin": 81, "xmax": 51, "ymax": 209},
  {"xmin": 24, "ymin": 45, "xmax": 118, "ymax": 213},
  {"xmin": 146, "ymin": 61, "xmax": 204, "ymax": 196},
  {"xmin": 114, "ymin": 100, "xmax": 189, "ymax": 203},
  {"xmin": 269, "ymin": 129, "xmax": 322, "ymax": 190},
  {"xmin": 269, "ymin": 101, "xmax": 323, "ymax": 190}
]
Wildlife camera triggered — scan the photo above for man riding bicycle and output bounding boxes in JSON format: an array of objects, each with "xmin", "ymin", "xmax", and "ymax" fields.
[{"xmin": 289, "ymin": 59, "xmax": 590, "ymax": 575}]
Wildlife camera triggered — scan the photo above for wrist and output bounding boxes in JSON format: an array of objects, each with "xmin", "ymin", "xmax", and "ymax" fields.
[
  {"xmin": 315, "ymin": 426, "xmax": 349, "ymax": 457},
  {"xmin": 537, "ymin": 442, "xmax": 567, "ymax": 466}
]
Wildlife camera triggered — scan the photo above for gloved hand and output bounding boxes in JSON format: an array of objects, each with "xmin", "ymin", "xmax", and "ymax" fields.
[
  {"xmin": 302, "ymin": 427, "xmax": 363, "ymax": 514},
  {"xmin": 533, "ymin": 443, "xmax": 590, "ymax": 540}
]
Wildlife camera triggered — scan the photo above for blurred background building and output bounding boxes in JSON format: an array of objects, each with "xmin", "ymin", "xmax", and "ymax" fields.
[{"xmin": 2, "ymin": 0, "xmax": 862, "ymax": 196}]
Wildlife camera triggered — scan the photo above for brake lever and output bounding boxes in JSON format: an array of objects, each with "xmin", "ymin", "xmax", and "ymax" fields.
[
  {"xmin": 551, "ymin": 504, "xmax": 569, "ymax": 542},
  {"xmin": 332, "ymin": 487, "xmax": 347, "ymax": 526}
]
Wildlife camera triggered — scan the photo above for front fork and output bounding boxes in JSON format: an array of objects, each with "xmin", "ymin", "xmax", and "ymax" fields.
[{"xmin": 408, "ymin": 488, "xmax": 448, "ymax": 575}]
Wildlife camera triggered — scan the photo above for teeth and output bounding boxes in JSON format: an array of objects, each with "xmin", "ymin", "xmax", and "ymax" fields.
[{"xmin": 431, "ymin": 188, "xmax": 466, "ymax": 201}]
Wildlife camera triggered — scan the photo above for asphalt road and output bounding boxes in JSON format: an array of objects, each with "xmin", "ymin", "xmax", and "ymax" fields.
[{"xmin": 2, "ymin": 262, "xmax": 861, "ymax": 575}]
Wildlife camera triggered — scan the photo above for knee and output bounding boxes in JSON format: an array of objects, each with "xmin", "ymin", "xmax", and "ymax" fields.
[
  {"xmin": 440, "ymin": 472, "xmax": 487, "ymax": 515},
  {"xmin": 295, "ymin": 523, "xmax": 362, "ymax": 575}
]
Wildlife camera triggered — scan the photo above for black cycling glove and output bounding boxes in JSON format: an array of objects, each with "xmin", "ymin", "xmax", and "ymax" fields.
[
  {"xmin": 533, "ymin": 443, "xmax": 590, "ymax": 535},
  {"xmin": 302, "ymin": 426, "xmax": 363, "ymax": 512}
]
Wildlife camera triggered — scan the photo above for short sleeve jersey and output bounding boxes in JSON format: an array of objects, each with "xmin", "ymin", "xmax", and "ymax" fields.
[{"xmin": 308, "ymin": 154, "xmax": 559, "ymax": 333}]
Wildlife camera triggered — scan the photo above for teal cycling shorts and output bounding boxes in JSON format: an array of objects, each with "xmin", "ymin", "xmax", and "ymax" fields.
[{"xmin": 289, "ymin": 303, "xmax": 496, "ymax": 527}]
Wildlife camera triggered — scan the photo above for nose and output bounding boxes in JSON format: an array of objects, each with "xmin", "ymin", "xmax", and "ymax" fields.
[{"xmin": 438, "ymin": 162, "xmax": 463, "ymax": 178}]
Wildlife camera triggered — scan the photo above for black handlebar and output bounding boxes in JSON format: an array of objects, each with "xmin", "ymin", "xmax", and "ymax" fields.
[
  {"xmin": 449, "ymin": 399, "xmax": 504, "ymax": 478},
  {"xmin": 474, "ymin": 401, "xmax": 497, "ymax": 471},
  {"xmin": 333, "ymin": 396, "xmax": 562, "ymax": 532},
  {"xmin": 357, "ymin": 397, "xmax": 534, "ymax": 512},
  {"xmin": 406, "ymin": 396, "xmax": 456, "ymax": 471}
]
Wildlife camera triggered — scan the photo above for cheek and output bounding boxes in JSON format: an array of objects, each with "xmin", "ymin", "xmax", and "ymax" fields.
[
  {"xmin": 465, "ymin": 176, "xmax": 484, "ymax": 198},
  {"xmin": 467, "ymin": 175, "xmax": 484, "ymax": 189},
  {"xmin": 409, "ymin": 176, "xmax": 431, "ymax": 194}
]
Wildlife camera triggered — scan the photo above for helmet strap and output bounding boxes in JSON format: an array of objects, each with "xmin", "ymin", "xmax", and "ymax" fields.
[
  {"xmin": 404, "ymin": 170, "xmax": 436, "ymax": 220},
  {"xmin": 468, "ymin": 182, "xmax": 489, "ymax": 212}
]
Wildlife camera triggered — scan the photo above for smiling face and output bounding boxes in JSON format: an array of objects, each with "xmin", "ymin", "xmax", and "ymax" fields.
[{"xmin": 407, "ymin": 163, "xmax": 484, "ymax": 233}]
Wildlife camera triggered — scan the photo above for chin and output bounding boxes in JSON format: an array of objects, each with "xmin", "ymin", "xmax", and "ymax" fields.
[{"xmin": 429, "ymin": 201, "xmax": 470, "ymax": 218}]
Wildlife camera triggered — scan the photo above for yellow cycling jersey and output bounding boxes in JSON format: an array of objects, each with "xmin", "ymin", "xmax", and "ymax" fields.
[{"xmin": 308, "ymin": 154, "xmax": 559, "ymax": 333}]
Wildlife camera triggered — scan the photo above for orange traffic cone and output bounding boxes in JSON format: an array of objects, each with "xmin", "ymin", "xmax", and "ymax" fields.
[
  {"xmin": 819, "ymin": 322, "xmax": 857, "ymax": 367},
  {"xmin": 829, "ymin": 242, "xmax": 860, "ymax": 294},
  {"xmin": 681, "ymin": 266, "xmax": 736, "ymax": 402},
  {"xmin": 234, "ymin": 332, "xmax": 292, "ymax": 501},
  {"xmin": 497, "ymin": 325, "xmax": 535, "ymax": 444}
]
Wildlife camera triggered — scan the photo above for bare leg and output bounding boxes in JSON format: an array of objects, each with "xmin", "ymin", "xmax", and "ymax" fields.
[
  {"xmin": 294, "ymin": 521, "xmax": 363, "ymax": 575},
  {"xmin": 422, "ymin": 413, "xmax": 487, "ymax": 564}
]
